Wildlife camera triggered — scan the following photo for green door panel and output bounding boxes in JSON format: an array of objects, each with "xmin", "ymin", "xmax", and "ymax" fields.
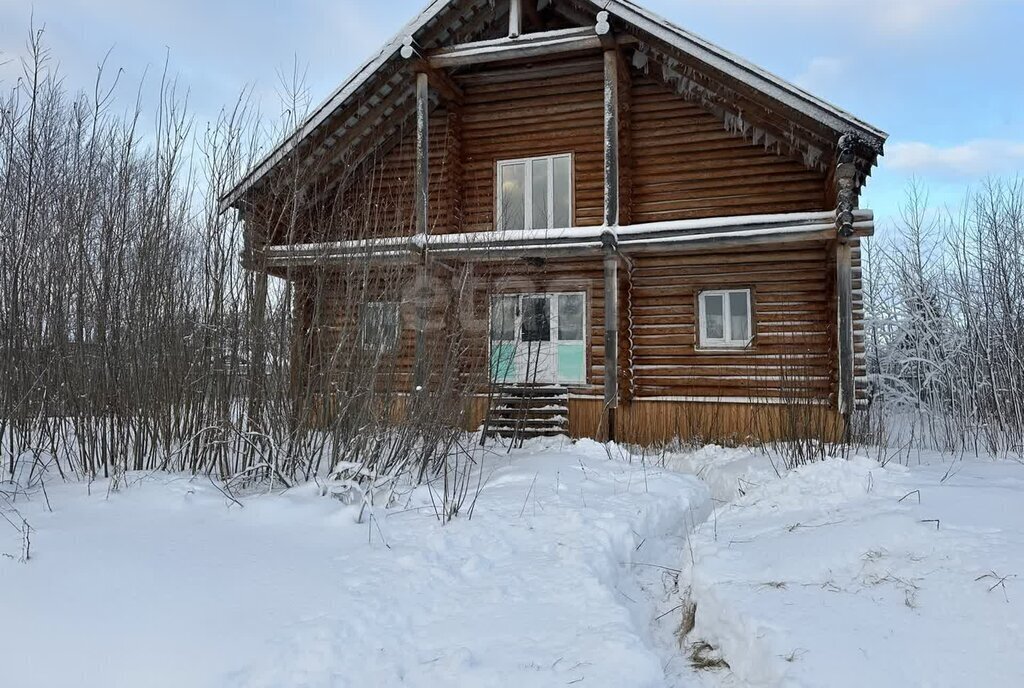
[
  {"xmin": 557, "ymin": 343, "xmax": 586, "ymax": 384},
  {"xmin": 491, "ymin": 343, "xmax": 518, "ymax": 383}
]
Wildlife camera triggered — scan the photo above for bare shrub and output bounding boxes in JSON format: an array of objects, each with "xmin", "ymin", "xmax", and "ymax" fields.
[{"xmin": 0, "ymin": 26, "xmax": 494, "ymax": 508}]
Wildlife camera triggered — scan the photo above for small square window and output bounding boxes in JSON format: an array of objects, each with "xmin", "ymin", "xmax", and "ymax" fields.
[
  {"xmin": 359, "ymin": 301, "xmax": 400, "ymax": 352},
  {"xmin": 699, "ymin": 290, "xmax": 753, "ymax": 349},
  {"xmin": 497, "ymin": 154, "xmax": 573, "ymax": 231}
]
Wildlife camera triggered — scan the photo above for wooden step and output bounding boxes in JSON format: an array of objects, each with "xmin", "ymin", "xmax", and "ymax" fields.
[
  {"xmin": 492, "ymin": 406, "xmax": 568, "ymax": 418},
  {"xmin": 495, "ymin": 385, "xmax": 569, "ymax": 398},
  {"xmin": 485, "ymin": 385, "xmax": 570, "ymax": 442},
  {"xmin": 488, "ymin": 427, "xmax": 568, "ymax": 439}
]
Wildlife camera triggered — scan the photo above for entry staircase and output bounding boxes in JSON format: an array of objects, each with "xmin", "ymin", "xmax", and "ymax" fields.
[{"xmin": 484, "ymin": 385, "xmax": 569, "ymax": 443}]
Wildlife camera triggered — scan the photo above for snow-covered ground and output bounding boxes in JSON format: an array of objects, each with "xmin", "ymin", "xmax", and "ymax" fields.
[
  {"xmin": 0, "ymin": 439, "xmax": 709, "ymax": 688},
  {"xmin": 3, "ymin": 440, "xmax": 1023, "ymax": 687},
  {"xmin": 678, "ymin": 449, "xmax": 1024, "ymax": 687}
]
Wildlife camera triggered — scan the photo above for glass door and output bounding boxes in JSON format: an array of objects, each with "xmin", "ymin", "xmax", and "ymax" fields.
[
  {"xmin": 490, "ymin": 293, "xmax": 586, "ymax": 385},
  {"xmin": 554, "ymin": 293, "xmax": 586, "ymax": 384}
]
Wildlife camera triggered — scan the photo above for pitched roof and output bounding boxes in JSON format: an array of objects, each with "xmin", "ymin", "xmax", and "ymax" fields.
[{"xmin": 221, "ymin": 0, "xmax": 887, "ymax": 211}]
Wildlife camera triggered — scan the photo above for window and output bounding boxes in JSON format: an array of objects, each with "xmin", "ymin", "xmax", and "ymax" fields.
[
  {"xmin": 557, "ymin": 293, "xmax": 585, "ymax": 341},
  {"xmin": 698, "ymin": 290, "xmax": 753, "ymax": 349},
  {"xmin": 490, "ymin": 296, "xmax": 518, "ymax": 342},
  {"xmin": 359, "ymin": 301, "xmax": 400, "ymax": 352},
  {"xmin": 521, "ymin": 296, "xmax": 551, "ymax": 342},
  {"xmin": 496, "ymin": 154, "xmax": 572, "ymax": 231}
]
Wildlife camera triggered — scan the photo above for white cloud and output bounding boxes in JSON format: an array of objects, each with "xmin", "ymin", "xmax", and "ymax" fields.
[
  {"xmin": 867, "ymin": 0, "xmax": 971, "ymax": 34},
  {"xmin": 795, "ymin": 56, "xmax": 844, "ymax": 91},
  {"xmin": 886, "ymin": 140, "xmax": 1024, "ymax": 178},
  {"xmin": 676, "ymin": 0, "xmax": 972, "ymax": 35}
]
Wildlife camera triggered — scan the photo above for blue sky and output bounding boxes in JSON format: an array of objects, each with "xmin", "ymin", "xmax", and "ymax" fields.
[{"xmin": 2, "ymin": 0, "xmax": 1023, "ymax": 227}]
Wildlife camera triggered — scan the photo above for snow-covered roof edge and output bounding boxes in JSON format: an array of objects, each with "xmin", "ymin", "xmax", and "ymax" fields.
[
  {"xmin": 220, "ymin": 0, "xmax": 888, "ymax": 212},
  {"xmin": 219, "ymin": 0, "xmax": 453, "ymax": 213},
  {"xmin": 605, "ymin": 0, "xmax": 887, "ymax": 145}
]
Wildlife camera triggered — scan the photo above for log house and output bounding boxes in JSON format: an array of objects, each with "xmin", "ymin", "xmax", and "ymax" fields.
[{"xmin": 223, "ymin": 0, "xmax": 887, "ymax": 444}]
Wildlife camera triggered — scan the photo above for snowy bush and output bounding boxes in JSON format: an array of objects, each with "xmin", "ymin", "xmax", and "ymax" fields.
[{"xmin": 864, "ymin": 178, "xmax": 1024, "ymax": 458}]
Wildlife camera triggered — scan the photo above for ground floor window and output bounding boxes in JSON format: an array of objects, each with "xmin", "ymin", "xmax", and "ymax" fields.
[
  {"xmin": 359, "ymin": 301, "xmax": 400, "ymax": 352},
  {"xmin": 490, "ymin": 292, "xmax": 586, "ymax": 384},
  {"xmin": 698, "ymin": 289, "xmax": 753, "ymax": 349}
]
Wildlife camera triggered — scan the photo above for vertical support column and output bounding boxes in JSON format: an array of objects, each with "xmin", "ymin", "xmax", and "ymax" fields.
[
  {"xmin": 603, "ymin": 235, "xmax": 620, "ymax": 441},
  {"xmin": 603, "ymin": 48, "xmax": 620, "ymax": 229},
  {"xmin": 835, "ymin": 134, "xmax": 859, "ymax": 426},
  {"xmin": 837, "ymin": 242, "xmax": 855, "ymax": 419},
  {"xmin": 248, "ymin": 263, "xmax": 269, "ymax": 429},
  {"xmin": 509, "ymin": 0, "xmax": 522, "ymax": 38},
  {"xmin": 415, "ymin": 72, "xmax": 430, "ymax": 238},
  {"xmin": 245, "ymin": 220, "xmax": 269, "ymax": 432},
  {"xmin": 602, "ymin": 43, "xmax": 621, "ymax": 442},
  {"xmin": 413, "ymin": 72, "xmax": 431, "ymax": 391}
]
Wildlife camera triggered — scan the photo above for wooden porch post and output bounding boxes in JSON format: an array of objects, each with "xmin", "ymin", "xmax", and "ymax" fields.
[
  {"xmin": 835, "ymin": 135, "xmax": 858, "ymax": 427},
  {"xmin": 603, "ymin": 43, "xmax": 621, "ymax": 441},
  {"xmin": 413, "ymin": 71, "xmax": 431, "ymax": 391},
  {"xmin": 508, "ymin": 0, "xmax": 522, "ymax": 38},
  {"xmin": 836, "ymin": 242, "xmax": 854, "ymax": 419},
  {"xmin": 603, "ymin": 236, "xmax": 619, "ymax": 441},
  {"xmin": 246, "ymin": 219, "xmax": 269, "ymax": 431},
  {"xmin": 415, "ymin": 72, "xmax": 431, "ymax": 235},
  {"xmin": 602, "ymin": 46, "xmax": 620, "ymax": 229}
]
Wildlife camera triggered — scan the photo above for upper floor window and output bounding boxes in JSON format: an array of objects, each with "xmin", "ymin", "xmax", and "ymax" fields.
[
  {"xmin": 496, "ymin": 154, "xmax": 572, "ymax": 231},
  {"xmin": 698, "ymin": 290, "xmax": 753, "ymax": 349}
]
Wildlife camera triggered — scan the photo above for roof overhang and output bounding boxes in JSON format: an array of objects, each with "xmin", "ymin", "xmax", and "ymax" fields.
[{"xmin": 220, "ymin": 0, "xmax": 888, "ymax": 214}]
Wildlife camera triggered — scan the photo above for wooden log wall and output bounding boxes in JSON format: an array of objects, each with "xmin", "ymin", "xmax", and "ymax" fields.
[
  {"xmin": 326, "ymin": 107, "xmax": 462, "ymax": 241},
  {"xmin": 625, "ymin": 241, "xmax": 838, "ymax": 402},
  {"xmin": 851, "ymin": 240, "xmax": 868, "ymax": 403},
  {"xmin": 293, "ymin": 257, "xmax": 608, "ymax": 393},
  {"xmin": 462, "ymin": 257, "xmax": 609, "ymax": 388},
  {"xmin": 569, "ymin": 397, "xmax": 844, "ymax": 445},
  {"xmin": 280, "ymin": 49, "xmax": 872, "ymax": 439},
  {"xmin": 459, "ymin": 57, "xmax": 606, "ymax": 231},
  {"xmin": 292, "ymin": 236, "xmax": 855, "ymax": 440},
  {"xmin": 628, "ymin": 76, "xmax": 830, "ymax": 222},
  {"xmin": 316, "ymin": 57, "xmax": 835, "ymax": 239}
]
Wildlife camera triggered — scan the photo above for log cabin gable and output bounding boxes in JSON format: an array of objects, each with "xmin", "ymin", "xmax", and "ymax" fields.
[
  {"xmin": 223, "ymin": 0, "xmax": 886, "ymax": 242},
  {"xmin": 314, "ymin": 55, "xmax": 836, "ymax": 244}
]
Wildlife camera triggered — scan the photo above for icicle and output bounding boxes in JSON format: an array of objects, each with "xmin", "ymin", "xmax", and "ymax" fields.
[
  {"xmin": 632, "ymin": 49, "xmax": 648, "ymax": 71},
  {"xmin": 803, "ymin": 144, "xmax": 823, "ymax": 169},
  {"xmin": 723, "ymin": 112, "xmax": 738, "ymax": 134}
]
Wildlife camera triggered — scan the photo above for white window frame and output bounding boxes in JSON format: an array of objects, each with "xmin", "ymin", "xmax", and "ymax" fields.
[
  {"xmin": 495, "ymin": 153, "xmax": 573, "ymax": 231},
  {"xmin": 698, "ymin": 289, "xmax": 754, "ymax": 349},
  {"xmin": 359, "ymin": 301, "xmax": 401, "ymax": 352},
  {"xmin": 487, "ymin": 292, "xmax": 587, "ymax": 345},
  {"xmin": 488, "ymin": 292, "xmax": 588, "ymax": 384}
]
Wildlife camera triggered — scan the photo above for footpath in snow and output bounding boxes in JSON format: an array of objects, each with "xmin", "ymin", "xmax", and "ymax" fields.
[
  {"xmin": 0, "ymin": 439, "xmax": 709, "ymax": 688},
  {"xmin": 6, "ymin": 440, "xmax": 1024, "ymax": 688},
  {"xmin": 675, "ymin": 448, "xmax": 1024, "ymax": 688}
]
